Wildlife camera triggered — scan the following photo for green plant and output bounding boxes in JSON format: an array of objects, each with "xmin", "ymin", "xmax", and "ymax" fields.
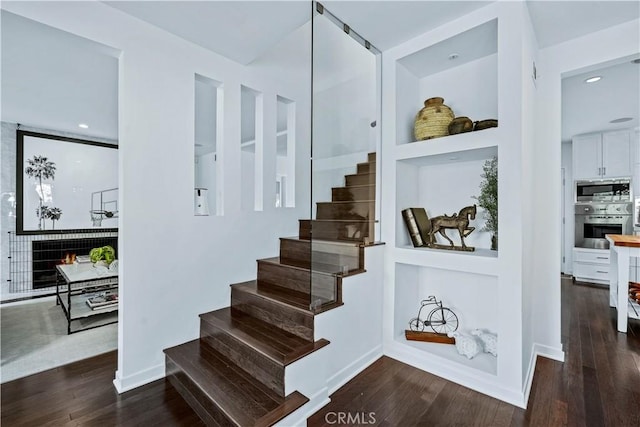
[
  {"xmin": 475, "ymin": 156, "xmax": 498, "ymax": 235},
  {"xmin": 89, "ymin": 245, "xmax": 116, "ymax": 264}
]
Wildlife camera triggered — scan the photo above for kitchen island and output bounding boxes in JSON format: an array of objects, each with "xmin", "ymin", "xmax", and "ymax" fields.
[{"xmin": 606, "ymin": 234, "xmax": 640, "ymax": 332}]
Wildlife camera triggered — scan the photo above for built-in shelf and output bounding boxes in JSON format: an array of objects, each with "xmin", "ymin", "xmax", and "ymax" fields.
[
  {"xmin": 395, "ymin": 127, "xmax": 498, "ymax": 162},
  {"xmin": 393, "ymin": 334, "xmax": 497, "ymax": 376},
  {"xmin": 395, "ymin": 245, "xmax": 498, "ymax": 276}
]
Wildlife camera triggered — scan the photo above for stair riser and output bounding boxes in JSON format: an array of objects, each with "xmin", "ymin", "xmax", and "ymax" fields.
[
  {"xmin": 345, "ymin": 173, "xmax": 375, "ymax": 186},
  {"xmin": 279, "ymin": 238, "xmax": 364, "ymax": 271},
  {"xmin": 316, "ymin": 201, "xmax": 375, "ymax": 220},
  {"xmin": 357, "ymin": 162, "xmax": 376, "ymax": 174},
  {"xmin": 299, "ymin": 220, "xmax": 374, "ymax": 243},
  {"xmin": 332, "ymin": 186, "xmax": 375, "ymax": 202},
  {"xmin": 257, "ymin": 261, "xmax": 311, "ymax": 294},
  {"xmin": 257, "ymin": 261, "xmax": 337, "ymax": 297},
  {"xmin": 231, "ymin": 287, "xmax": 314, "ymax": 341},
  {"xmin": 166, "ymin": 357, "xmax": 234, "ymax": 427},
  {"xmin": 200, "ymin": 319, "xmax": 285, "ymax": 397},
  {"xmin": 368, "ymin": 152, "xmax": 376, "ymax": 163}
]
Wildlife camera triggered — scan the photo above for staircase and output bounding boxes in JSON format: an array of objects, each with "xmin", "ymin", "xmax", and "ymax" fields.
[{"xmin": 164, "ymin": 153, "xmax": 376, "ymax": 426}]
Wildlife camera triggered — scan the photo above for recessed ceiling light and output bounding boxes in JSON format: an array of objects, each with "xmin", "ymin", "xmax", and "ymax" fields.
[
  {"xmin": 584, "ymin": 76, "xmax": 602, "ymax": 83},
  {"xmin": 610, "ymin": 117, "xmax": 633, "ymax": 123},
  {"xmin": 78, "ymin": 123, "xmax": 89, "ymax": 129},
  {"xmin": 448, "ymin": 53, "xmax": 459, "ymax": 61}
]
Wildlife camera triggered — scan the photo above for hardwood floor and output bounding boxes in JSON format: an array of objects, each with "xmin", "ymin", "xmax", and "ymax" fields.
[
  {"xmin": 2, "ymin": 279, "xmax": 639, "ymax": 426},
  {"xmin": 308, "ymin": 279, "xmax": 640, "ymax": 427}
]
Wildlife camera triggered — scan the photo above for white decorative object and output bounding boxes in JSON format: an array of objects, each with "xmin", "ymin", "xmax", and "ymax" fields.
[
  {"xmin": 448, "ymin": 331, "xmax": 482, "ymax": 359},
  {"xmin": 471, "ymin": 329, "xmax": 498, "ymax": 356},
  {"xmin": 108, "ymin": 259, "xmax": 119, "ymax": 272},
  {"xmin": 194, "ymin": 188, "xmax": 210, "ymax": 216}
]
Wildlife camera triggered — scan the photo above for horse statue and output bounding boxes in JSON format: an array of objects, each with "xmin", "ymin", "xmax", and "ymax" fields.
[{"xmin": 428, "ymin": 205, "xmax": 477, "ymax": 250}]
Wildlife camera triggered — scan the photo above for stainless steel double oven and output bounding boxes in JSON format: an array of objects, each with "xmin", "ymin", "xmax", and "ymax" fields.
[{"xmin": 574, "ymin": 179, "xmax": 633, "ymax": 249}]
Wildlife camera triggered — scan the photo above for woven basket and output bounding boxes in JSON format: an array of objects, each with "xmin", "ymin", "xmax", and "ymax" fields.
[{"xmin": 414, "ymin": 97, "xmax": 454, "ymax": 141}]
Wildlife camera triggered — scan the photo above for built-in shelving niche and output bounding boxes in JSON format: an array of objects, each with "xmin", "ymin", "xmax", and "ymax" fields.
[
  {"xmin": 394, "ymin": 262, "xmax": 498, "ymax": 376},
  {"xmin": 395, "ymin": 143, "xmax": 498, "ymax": 254},
  {"xmin": 395, "ymin": 18, "xmax": 498, "ymax": 146},
  {"xmin": 276, "ymin": 95, "xmax": 295, "ymax": 208},
  {"xmin": 194, "ymin": 74, "xmax": 224, "ymax": 216},
  {"xmin": 241, "ymin": 85, "xmax": 264, "ymax": 211}
]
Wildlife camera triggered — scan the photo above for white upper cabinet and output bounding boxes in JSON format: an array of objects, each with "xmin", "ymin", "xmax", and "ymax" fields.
[
  {"xmin": 572, "ymin": 134, "xmax": 602, "ymax": 180},
  {"xmin": 573, "ymin": 130, "xmax": 632, "ymax": 180},
  {"xmin": 602, "ymin": 130, "xmax": 632, "ymax": 178}
]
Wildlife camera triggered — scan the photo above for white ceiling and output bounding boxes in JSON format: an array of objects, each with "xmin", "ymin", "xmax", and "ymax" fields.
[
  {"xmin": 104, "ymin": 1, "xmax": 311, "ymax": 65},
  {"xmin": 562, "ymin": 57, "xmax": 640, "ymax": 142},
  {"xmin": 527, "ymin": 1, "xmax": 640, "ymax": 48},
  {"xmin": 0, "ymin": 11, "xmax": 119, "ymax": 140},
  {"xmin": 2, "ymin": 1, "xmax": 639, "ymax": 144}
]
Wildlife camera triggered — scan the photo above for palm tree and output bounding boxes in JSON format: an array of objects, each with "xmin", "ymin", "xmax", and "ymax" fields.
[
  {"xmin": 46, "ymin": 207, "xmax": 62, "ymax": 230},
  {"xmin": 25, "ymin": 156, "xmax": 56, "ymax": 230}
]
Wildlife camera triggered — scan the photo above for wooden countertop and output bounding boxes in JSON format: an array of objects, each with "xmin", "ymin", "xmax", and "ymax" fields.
[{"xmin": 606, "ymin": 234, "xmax": 640, "ymax": 248}]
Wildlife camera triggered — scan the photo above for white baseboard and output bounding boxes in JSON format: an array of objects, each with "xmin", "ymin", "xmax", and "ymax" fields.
[
  {"xmin": 522, "ymin": 342, "xmax": 565, "ymax": 407},
  {"xmin": 327, "ymin": 345, "xmax": 383, "ymax": 395},
  {"xmin": 535, "ymin": 343, "xmax": 564, "ymax": 362},
  {"xmin": 112, "ymin": 363, "xmax": 165, "ymax": 394}
]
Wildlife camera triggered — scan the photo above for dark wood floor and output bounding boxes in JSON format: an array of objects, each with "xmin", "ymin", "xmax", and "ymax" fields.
[{"xmin": 2, "ymin": 279, "xmax": 639, "ymax": 426}]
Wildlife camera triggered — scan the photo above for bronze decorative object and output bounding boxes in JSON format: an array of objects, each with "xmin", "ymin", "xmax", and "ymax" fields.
[
  {"xmin": 448, "ymin": 116, "xmax": 473, "ymax": 135},
  {"xmin": 427, "ymin": 205, "xmax": 477, "ymax": 251},
  {"xmin": 473, "ymin": 119, "xmax": 498, "ymax": 131}
]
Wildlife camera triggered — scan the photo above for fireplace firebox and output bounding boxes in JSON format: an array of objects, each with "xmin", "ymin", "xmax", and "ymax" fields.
[{"xmin": 32, "ymin": 237, "xmax": 118, "ymax": 289}]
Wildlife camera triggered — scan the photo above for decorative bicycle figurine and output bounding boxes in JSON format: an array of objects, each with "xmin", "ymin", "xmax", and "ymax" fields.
[{"xmin": 409, "ymin": 295, "xmax": 459, "ymax": 335}]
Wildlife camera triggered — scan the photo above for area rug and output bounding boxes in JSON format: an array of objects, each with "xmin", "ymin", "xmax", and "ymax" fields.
[{"xmin": 1, "ymin": 296, "xmax": 117, "ymax": 383}]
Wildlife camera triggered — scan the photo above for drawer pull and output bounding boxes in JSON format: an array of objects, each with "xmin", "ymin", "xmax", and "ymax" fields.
[
  {"xmin": 597, "ymin": 270, "xmax": 608, "ymax": 273},
  {"xmin": 596, "ymin": 257, "xmax": 608, "ymax": 260}
]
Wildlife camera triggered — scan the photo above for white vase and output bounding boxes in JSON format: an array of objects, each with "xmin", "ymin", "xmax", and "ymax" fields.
[{"xmin": 194, "ymin": 188, "xmax": 210, "ymax": 216}]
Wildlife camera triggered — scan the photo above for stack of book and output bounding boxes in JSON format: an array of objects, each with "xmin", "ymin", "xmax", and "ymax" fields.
[
  {"xmin": 86, "ymin": 291, "xmax": 118, "ymax": 310},
  {"xmin": 401, "ymin": 207, "xmax": 432, "ymax": 247}
]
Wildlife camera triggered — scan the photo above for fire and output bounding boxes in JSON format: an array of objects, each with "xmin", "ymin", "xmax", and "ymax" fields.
[{"xmin": 60, "ymin": 253, "xmax": 76, "ymax": 265}]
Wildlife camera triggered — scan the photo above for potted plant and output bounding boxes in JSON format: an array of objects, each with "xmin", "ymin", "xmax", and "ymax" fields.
[
  {"xmin": 475, "ymin": 156, "xmax": 498, "ymax": 250},
  {"xmin": 25, "ymin": 155, "xmax": 57, "ymax": 230},
  {"xmin": 89, "ymin": 245, "xmax": 116, "ymax": 267}
]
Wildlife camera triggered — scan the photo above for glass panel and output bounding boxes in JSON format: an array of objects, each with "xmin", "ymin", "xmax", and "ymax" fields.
[
  {"xmin": 310, "ymin": 4, "xmax": 380, "ymax": 312},
  {"xmin": 241, "ymin": 85, "xmax": 264, "ymax": 211},
  {"xmin": 194, "ymin": 74, "xmax": 223, "ymax": 216}
]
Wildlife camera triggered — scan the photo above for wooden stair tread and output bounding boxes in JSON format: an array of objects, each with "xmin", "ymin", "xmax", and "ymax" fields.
[
  {"xmin": 259, "ymin": 256, "xmax": 341, "ymax": 276},
  {"xmin": 317, "ymin": 200, "xmax": 375, "ymax": 204},
  {"xmin": 201, "ymin": 307, "xmax": 329, "ymax": 365},
  {"xmin": 280, "ymin": 236, "xmax": 362, "ymax": 248},
  {"xmin": 165, "ymin": 339, "xmax": 308, "ymax": 426},
  {"xmin": 304, "ymin": 219, "xmax": 377, "ymax": 223},
  {"xmin": 332, "ymin": 183, "xmax": 375, "ymax": 189},
  {"xmin": 233, "ymin": 280, "xmax": 313, "ymax": 312}
]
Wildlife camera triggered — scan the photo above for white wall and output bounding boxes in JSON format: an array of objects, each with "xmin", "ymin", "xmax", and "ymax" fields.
[
  {"xmin": 561, "ymin": 141, "xmax": 574, "ymax": 274},
  {"xmin": 2, "ymin": 1, "xmax": 311, "ymax": 391},
  {"xmin": 533, "ymin": 18, "xmax": 640, "ymax": 358}
]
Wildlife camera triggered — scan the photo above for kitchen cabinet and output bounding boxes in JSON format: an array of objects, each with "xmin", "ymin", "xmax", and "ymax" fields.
[
  {"xmin": 573, "ymin": 130, "xmax": 632, "ymax": 180},
  {"xmin": 573, "ymin": 247, "xmax": 610, "ymax": 285}
]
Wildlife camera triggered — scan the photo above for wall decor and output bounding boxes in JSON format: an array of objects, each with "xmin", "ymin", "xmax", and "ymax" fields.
[
  {"xmin": 408, "ymin": 295, "xmax": 459, "ymax": 335},
  {"xmin": 413, "ymin": 97, "xmax": 454, "ymax": 141},
  {"xmin": 17, "ymin": 130, "xmax": 118, "ymax": 234},
  {"xmin": 474, "ymin": 157, "xmax": 498, "ymax": 250}
]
